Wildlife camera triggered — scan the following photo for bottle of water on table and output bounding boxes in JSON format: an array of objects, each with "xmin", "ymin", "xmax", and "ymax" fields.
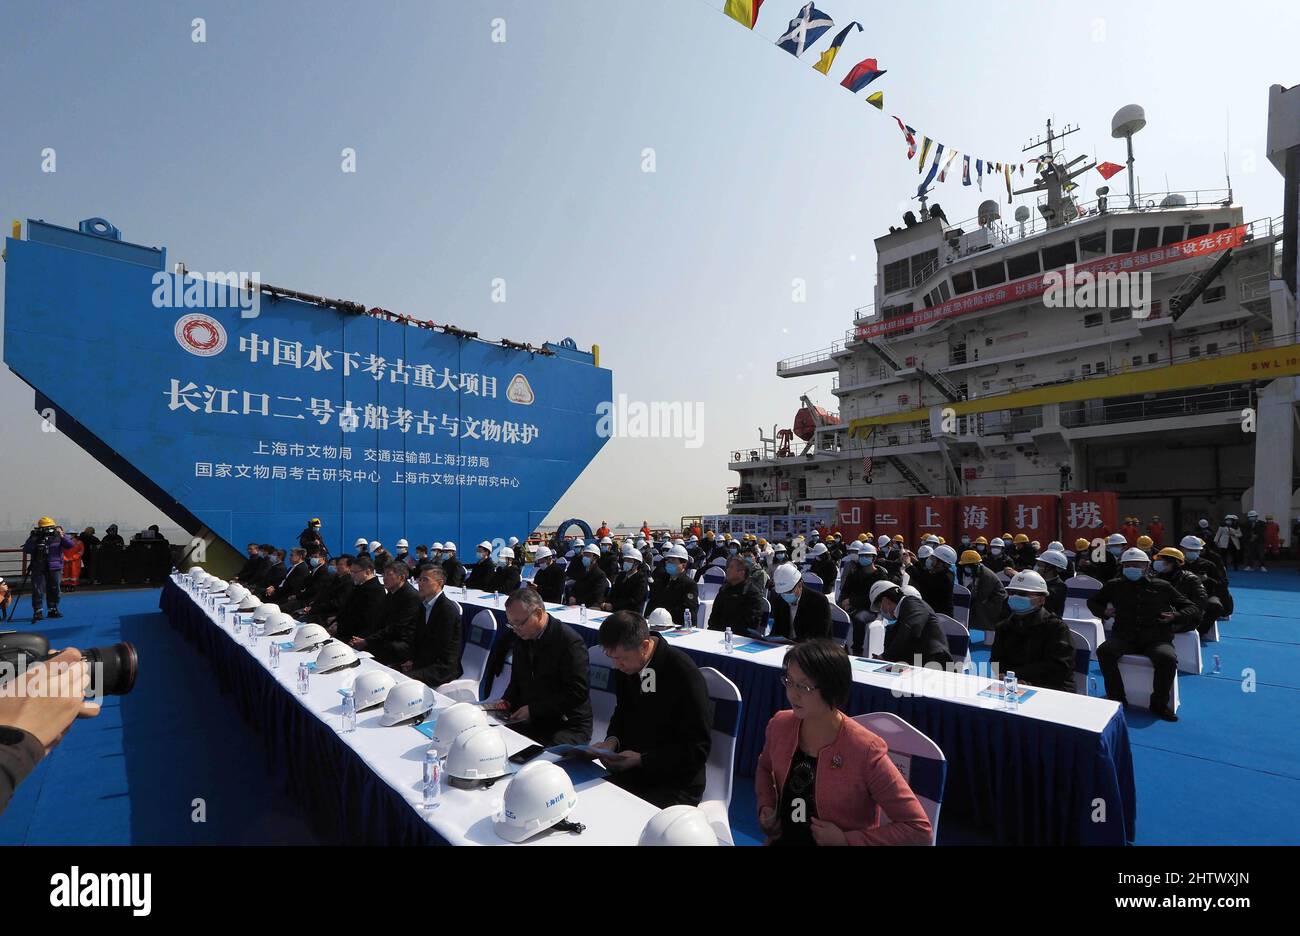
[
  {"xmin": 1004, "ymin": 670, "xmax": 1018, "ymax": 711},
  {"xmin": 269, "ymin": 638, "xmax": 281, "ymax": 670},
  {"xmin": 248, "ymin": 619, "xmax": 260, "ymax": 648},
  {"xmin": 580, "ymin": 604, "xmax": 588, "ymax": 626},
  {"xmin": 232, "ymin": 612, "xmax": 243, "ymax": 636},
  {"xmin": 684, "ymin": 609, "xmax": 693, "ymax": 633},
  {"xmin": 423, "ymin": 747, "xmax": 441, "ymax": 809},
  {"xmin": 297, "ymin": 661, "xmax": 310, "ymax": 695},
  {"xmin": 341, "ymin": 687, "xmax": 356, "ymax": 733},
  {"xmin": 723, "ymin": 626, "xmax": 733, "ymax": 653}
]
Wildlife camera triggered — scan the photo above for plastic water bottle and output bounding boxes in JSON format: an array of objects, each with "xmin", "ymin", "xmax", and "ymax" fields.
[
  {"xmin": 423, "ymin": 747, "xmax": 441, "ymax": 809},
  {"xmin": 494, "ymin": 592, "xmax": 501, "ymax": 607},
  {"xmin": 341, "ymin": 688, "xmax": 356, "ymax": 734},
  {"xmin": 1004, "ymin": 671, "xmax": 1019, "ymax": 710},
  {"xmin": 765, "ymin": 615, "xmax": 775, "ymax": 637},
  {"xmin": 1213, "ymin": 654, "xmax": 1221, "ymax": 674},
  {"xmin": 723, "ymin": 626, "xmax": 734, "ymax": 653},
  {"xmin": 247, "ymin": 618, "xmax": 260, "ymax": 648},
  {"xmin": 684, "ymin": 609, "xmax": 694, "ymax": 633},
  {"xmin": 297, "ymin": 661, "xmax": 310, "ymax": 695},
  {"xmin": 232, "ymin": 612, "xmax": 243, "ymax": 636},
  {"xmin": 580, "ymin": 605, "xmax": 588, "ymax": 625},
  {"xmin": 269, "ymin": 638, "xmax": 281, "ymax": 670},
  {"xmin": 1088, "ymin": 676, "xmax": 1098, "ymax": 697},
  {"xmin": 218, "ymin": 603, "xmax": 227, "ymax": 624}
]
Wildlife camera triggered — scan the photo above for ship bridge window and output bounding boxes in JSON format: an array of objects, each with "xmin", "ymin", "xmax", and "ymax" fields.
[
  {"xmin": 1212, "ymin": 222, "xmax": 1231, "ymax": 233},
  {"xmin": 1083, "ymin": 312, "xmax": 1103, "ymax": 328},
  {"xmin": 1136, "ymin": 226, "xmax": 1160, "ymax": 249},
  {"xmin": 951, "ymin": 270, "xmax": 975, "ymax": 295},
  {"xmin": 975, "ymin": 261, "xmax": 1006, "ymax": 288},
  {"xmin": 1079, "ymin": 231, "xmax": 1108, "ymax": 258},
  {"xmin": 884, "ymin": 259, "xmax": 910, "ymax": 293},
  {"xmin": 1162, "ymin": 225, "xmax": 1184, "ymax": 246},
  {"xmin": 1112, "ymin": 228, "xmax": 1136, "ymax": 253},
  {"xmin": 1041, "ymin": 240, "xmax": 1078, "ymax": 270},
  {"xmin": 1109, "ymin": 308, "xmax": 1132, "ymax": 323},
  {"xmin": 1187, "ymin": 223, "xmax": 1210, "ymax": 239},
  {"xmin": 1203, "ymin": 286, "xmax": 1226, "ymax": 304},
  {"xmin": 1006, "ymin": 251, "xmax": 1041, "ymax": 279},
  {"xmin": 911, "ymin": 249, "xmax": 939, "ymax": 285}
]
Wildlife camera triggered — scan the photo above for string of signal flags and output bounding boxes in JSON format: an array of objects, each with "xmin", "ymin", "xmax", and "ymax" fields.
[{"xmin": 718, "ymin": 1, "xmax": 1128, "ymax": 202}]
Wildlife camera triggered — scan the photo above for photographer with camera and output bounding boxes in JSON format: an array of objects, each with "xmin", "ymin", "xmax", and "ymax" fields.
[{"xmin": 21, "ymin": 517, "xmax": 76, "ymax": 621}]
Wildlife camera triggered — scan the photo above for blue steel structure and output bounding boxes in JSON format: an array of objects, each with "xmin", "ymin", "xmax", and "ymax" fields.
[{"xmin": 3, "ymin": 218, "xmax": 611, "ymax": 557}]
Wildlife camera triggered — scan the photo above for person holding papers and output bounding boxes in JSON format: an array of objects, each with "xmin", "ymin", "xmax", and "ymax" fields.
[
  {"xmin": 756, "ymin": 640, "xmax": 931, "ymax": 846},
  {"xmin": 484, "ymin": 588, "xmax": 592, "ymax": 746},
  {"xmin": 769, "ymin": 564, "xmax": 831, "ymax": 642},
  {"xmin": 588, "ymin": 612, "xmax": 712, "ymax": 808},
  {"xmin": 869, "ymin": 582, "xmax": 954, "ymax": 668}
]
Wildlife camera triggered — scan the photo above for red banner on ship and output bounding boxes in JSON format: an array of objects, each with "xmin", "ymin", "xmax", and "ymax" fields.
[
  {"xmin": 1060, "ymin": 491, "xmax": 1118, "ymax": 548},
  {"xmin": 1004, "ymin": 494, "xmax": 1059, "ymax": 543},
  {"xmin": 957, "ymin": 496, "xmax": 1004, "ymax": 543},
  {"xmin": 871, "ymin": 498, "xmax": 912, "ymax": 542},
  {"xmin": 835, "ymin": 499, "xmax": 873, "ymax": 541},
  {"xmin": 912, "ymin": 496, "xmax": 956, "ymax": 544},
  {"xmin": 855, "ymin": 224, "xmax": 1248, "ymax": 340}
]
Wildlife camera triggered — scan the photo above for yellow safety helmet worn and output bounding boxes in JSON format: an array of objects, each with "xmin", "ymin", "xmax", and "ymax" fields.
[
  {"xmin": 1074, "ymin": 538, "xmax": 1090, "ymax": 550},
  {"xmin": 37, "ymin": 516, "xmax": 56, "ymax": 528},
  {"xmin": 974, "ymin": 536, "xmax": 988, "ymax": 546},
  {"xmin": 892, "ymin": 534, "xmax": 904, "ymax": 543},
  {"xmin": 1136, "ymin": 535, "xmax": 1153, "ymax": 549},
  {"xmin": 1013, "ymin": 533, "xmax": 1029, "ymax": 545},
  {"xmin": 958, "ymin": 549, "xmax": 983, "ymax": 565},
  {"xmin": 1156, "ymin": 547, "xmax": 1185, "ymax": 563}
]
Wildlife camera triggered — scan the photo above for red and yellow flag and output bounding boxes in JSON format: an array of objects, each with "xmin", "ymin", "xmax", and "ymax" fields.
[{"xmin": 723, "ymin": 0, "xmax": 765, "ymax": 29}]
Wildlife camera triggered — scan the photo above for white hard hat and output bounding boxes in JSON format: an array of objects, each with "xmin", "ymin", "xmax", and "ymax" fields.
[
  {"xmin": 847, "ymin": 540, "xmax": 862, "ymax": 553},
  {"xmin": 355, "ymin": 537, "xmax": 368, "ymax": 547},
  {"xmin": 1047, "ymin": 541, "xmax": 1065, "ymax": 552},
  {"xmin": 877, "ymin": 535, "xmax": 890, "ymax": 547},
  {"xmin": 499, "ymin": 547, "xmax": 515, "ymax": 560},
  {"xmin": 638, "ymin": 805, "xmax": 719, "ymax": 846},
  {"xmin": 772, "ymin": 564, "xmax": 802, "ymax": 594},
  {"xmin": 508, "ymin": 536, "xmax": 520, "ymax": 546},
  {"xmin": 1179, "ymin": 535, "xmax": 1204, "ymax": 550},
  {"xmin": 350, "ymin": 670, "xmax": 397, "ymax": 711},
  {"xmin": 667, "ymin": 545, "xmax": 689, "ymax": 561},
  {"xmin": 429, "ymin": 702, "xmax": 490, "ymax": 757},
  {"xmin": 369, "ymin": 540, "xmax": 381, "ymax": 551},
  {"xmin": 396, "ymin": 538, "xmax": 409, "ymax": 549},
  {"xmin": 493, "ymin": 760, "xmax": 579, "ymax": 843},
  {"xmin": 933, "ymin": 544, "xmax": 958, "ymax": 564},
  {"xmin": 236, "ymin": 594, "xmax": 261, "ymax": 611},
  {"xmin": 582, "ymin": 543, "xmax": 600, "ymax": 556},
  {"xmin": 225, "ymin": 583, "xmax": 248, "ymax": 601},
  {"xmin": 1106, "ymin": 533, "xmax": 1127, "ymax": 546},
  {"xmin": 989, "ymin": 538, "xmax": 1005, "ymax": 549},
  {"xmin": 443, "ymin": 541, "xmax": 457, "ymax": 552},
  {"xmin": 922, "ymin": 534, "xmax": 941, "ymax": 545},
  {"xmin": 858, "ymin": 542, "xmax": 878, "ymax": 556},
  {"xmin": 290, "ymin": 623, "xmax": 330, "ymax": 652},
  {"xmin": 206, "ymin": 578, "xmax": 228, "ymax": 593},
  {"xmin": 533, "ymin": 546, "xmax": 553, "ymax": 561},
  {"xmin": 600, "ymin": 536, "xmax": 613, "ymax": 545},
  {"xmin": 1007, "ymin": 570, "xmax": 1048, "ymax": 594},
  {"xmin": 315, "ymin": 640, "xmax": 360, "ymax": 674},
  {"xmin": 1036, "ymin": 550, "xmax": 1068, "ymax": 570},
  {"xmin": 189, "ymin": 567, "xmax": 205, "ymax": 581},
  {"xmin": 620, "ymin": 543, "xmax": 640, "ymax": 560},
  {"xmin": 1246, "ymin": 510, "xmax": 1257, "ymax": 518},
  {"xmin": 380, "ymin": 681, "xmax": 436, "ymax": 727},
  {"xmin": 808, "ymin": 543, "xmax": 828, "ymax": 557},
  {"xmin": 774, "ymin": 543, "xmax": 787, "ymax": 553},
  {"xmin": 916, "ymin": 544, "xmax": 934, "ymax": 560},
  {"xmin": 252, "ymin": 603, "xmax": 281, "ymax": 625},
  {"xmin": 901, "ymin": 584, "xmax": 922, "ymax": 599},
  {"xmin": 1224, "ymin": 513, "xmax": 1238, "ymax": 520},
  {"xmin": 445, "ymin": 724, "xmax": 511, "ymax": 787},
  {"xmin": 432, "ymin": 542, "xmax": 444, "ymax": 551},
  {"xmin": 869, "ymin": 579, "xmax": 903, "ymax": 611},
  {"xmin": 1121, "ymin": 547, "xmax": 1150, "ymax": 563},
  {"xmin": 263, "ymin": 611, "xmax": 297, "ymax": 637},
  {"xmin": 648, "ymin": 608, "xmax": 674, "ymax": 629},
  {"xmin": 478, "ymin": 541, "xmax": 493, "ymax": 552}
]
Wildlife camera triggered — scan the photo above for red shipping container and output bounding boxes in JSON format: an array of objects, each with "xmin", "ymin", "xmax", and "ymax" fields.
[
  {"xmin": 1004, "ymin": 494, "xmax": 1059, "ymax": 544},
  {"xmin": 957, "ymin": 496, "xmax": 1005, "ymax": 544},
  {"xmin": 836, "ymin": 499, "xmax": 873, "ymax": 542},
  {"xmin": 912, "ymin": 497, "xmax": 957, "ymax": 545},
  {"xmin": 871, "ymin": 499, "xmax": 912, "ymax": 543},
  {"xmin": 1060, "ymin": 491, "xmax": 1118, "ymax": 548}
]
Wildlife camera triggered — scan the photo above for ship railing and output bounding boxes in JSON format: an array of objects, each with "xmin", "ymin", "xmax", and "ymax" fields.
[
  {"xmin": 777, "ymin": 340, "xmax": 846, "ymax": 373},
  {"xmin": 1059, "ymin": 386, "xmax": 1252, "ymax": 429},
  {"xmin": 853, "ymin": 303, "xmax": 876, "ymax": 323}
]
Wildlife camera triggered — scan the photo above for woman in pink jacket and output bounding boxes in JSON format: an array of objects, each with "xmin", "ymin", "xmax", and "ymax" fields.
[{"xmin": 756, "ymin": 640, "xmax": 932, "ymax": 845}]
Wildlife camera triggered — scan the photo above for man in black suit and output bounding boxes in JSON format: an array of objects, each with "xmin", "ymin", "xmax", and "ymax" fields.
[
  {"xmin": 233, "ymin": 543, "xmax": 267, "ymax": 586},
  {"xmin": 486, "ymin": 588, "xmax": 592, "ymax": 746},
  {"xmin": 264, "ymin": 548, "xmax": 309, "ymax": 604},
  {"xmin": 605, "ymin": 545, "xmax": 649, "ymax": 614},
  {"xmin": 468, "ymin": 542, "xmax": 496, "ymax": 589},
  {"xmin": 589, "ymin": 611, "xmax": 712, "ymax": 808},
  {"xmin": 440, "ymin": 542, "xmax": 466, "ymax": 587},
  {"xmin": 530, "ymin": 546, "xmax": 566, "ymax": 603},
  {"xmin": 402, "ymin": 565, "xmax": 464, "ymax": 688},
  {"xmin": 645, "ymin": 545, "xmax": 699, "ymax": 628},
  {"xmin": 350, "ymin": 560, "xmax": 422, "ymax": 667},
  {"xmin": 255, "ymin": 546, "xmax": 286, "ymax": 595},
  {"xmin": 490, "ymin": 548, "xmax": 522, "ymax": 594},
  {"xmin": 306, "ymin": 555, "xmax": 353, "ymax": 624},
  {"xmin": 333, "ymin": 555, "xmax": 385, "ymax": 641},
  {"xmin": 284, "ymin": 546, "xmax": 333, "ymax": 613},
  {"xmin": 568, "ymin": 544, "xmax": 610, "ymax": 609},
  {"xmin": 769, "ymin": 562, "xmax": 831, "ymax": 641},
  {"xmin": 871, "ymin": 581, "xmax": 955, "ymax": 667},
  {"xmin": 708, "ymin": 556, "xmax": 766, "ymax": 635}
]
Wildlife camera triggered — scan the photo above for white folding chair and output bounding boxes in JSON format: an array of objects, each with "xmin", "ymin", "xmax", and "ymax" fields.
[
  {"xmin": 828, "ymin": 601, "xmax": 852, "ymax": 648},
  {"xmin": 697, "ymin": 667, "xmax": 742, "ymax": 847},
  {"xmin": 802, "ymin": 571, "xmax": 824, "ymax": 594},
  {"xmin": 586, "ymin": 644, "xmax": 618, "ymax": 743},
  {"xmin": 1173, "ymin": 629, "xmax": 1203, "ymax": 675},
  {"xmin": 935, "ymin": 614, "xmax": 971, "ymax": 673},
  {"xmin": 1063, "ymin": 575, "xmax": 1105, "ymax": 658},
  {"xmin": 1067, "ymin": 626, "xmax": 1093, "ymax": 695},
  {"xmin": 1114, "ymin": 652, "xmax": 1180, "ymax": 712},
  {"xmin": 439, "ymin": 604, "xmax": 490, "ymax": 703},
  {"xmin": 852, "ymin": 712, "xmax": 946, "ymax": 845},
  {"xmin": 950, "ymin": 583, "xmax": 971, "ymax": 628}
]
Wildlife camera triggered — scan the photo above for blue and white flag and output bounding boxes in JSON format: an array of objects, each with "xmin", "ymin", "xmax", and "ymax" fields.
[
  {"xmin": 777, "ymin": 3, "xmax": 834, "ymax": 57},
  {"xmin": 918, "ymin": 143, "xmax": 944, "ymax": 197}
]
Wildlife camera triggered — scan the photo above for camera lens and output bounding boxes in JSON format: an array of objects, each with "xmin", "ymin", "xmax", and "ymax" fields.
[{"xmin": 82, "ymin": 642, "xmax": 138, "ymax": 696}]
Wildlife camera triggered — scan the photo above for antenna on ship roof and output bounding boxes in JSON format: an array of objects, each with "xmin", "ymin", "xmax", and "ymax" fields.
[
  {"xmin": 1111, "ymin": 104, "xmax": 1147, "ymax": 209},
  {"xmin": 1223, "ymin": 108, "xmax": 1234, "ymax": 205},
  {"xmin": 1015, "ymin": 117, "xmax": 1095, "ymax": 229}
]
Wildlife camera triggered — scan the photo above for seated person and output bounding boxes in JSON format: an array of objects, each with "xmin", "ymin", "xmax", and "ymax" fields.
[
  {"xmin": 404, "ymin": 565, "xmax": 464, "ymax": 688},
  {"xmin": 605, "ymin": 545, "xmax": 649, "ymax": 613},
  {"xmin": 869, "ymin": 582, "xmax": 954, "ymax": 667},
  {"xmin": 529, "ymin": 546, "xmax": 566, "ymax": 603},
  {"xmin": 568, "ymin": 543, "xmax": 611, "ymax": 609},
  {"xmin": 708, "ymin": 556, "xmax": 766, "ymax": 635},
  {"xmin": 988, "ymin": 570, "xmax": 1075, "ymax": 693},
  {"xmin": 348, "ymin": 560, "xmax": 421, "ymax": 667},
  {"xmin": 769, "ymin": 564, "xmax": 831, "ymax": 642},
  {"xmin": 756, "ymin": 640, "xmax": 932, "ymax": 845},
  {"xmin": 489, "ymin": 547, "xmax": 522, "ymax": 595},
  {"xmin": 589, "ymin": 612, "xmax": 712, "ymax": 808},
  {"xmin": 645, "ymin": 545, "xmax": 700, "ymax": 628}
]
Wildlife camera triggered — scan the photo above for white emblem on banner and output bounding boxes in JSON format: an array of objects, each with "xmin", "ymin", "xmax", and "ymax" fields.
[
  {"xmin": 506, "ymin": 373, "xmax": 534, "ymax": 405},
  {"xmin": 174, "ymin": 313, "xmax": 227, "ymax": 357}
]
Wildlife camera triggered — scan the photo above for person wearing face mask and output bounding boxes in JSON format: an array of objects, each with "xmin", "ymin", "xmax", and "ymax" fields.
[
  {"xmin": 1033, "ymin": 550, "xmax": 1069, "ymax": 618},
  {"xmin": 264, "ymin": 547, "xmax": 310, "ymax": 604},
  {"xmin": 564, "ymin": 539, "xmax": 588, "ymax": 581},
  {"xmin": 306, "ymin": 554, "xmax": 353, "ymax": 625},
  {"xmin": 1045, "ymin": 541, "xmax": 1074, "ymax": 579},
  {"xmin": 464, "ymin": 540, "xmax": 494, "ymax": 587},
  {"xmin": 911, "ymin": 544, "xmax": 956, "ymax": 617},
  {"xmin": 283, "ymin": 545, "xmax": 333, "ymax": 614},
  {"xmin": 770, "ymin": 564, "xmax": 832, "ymax": 642},
  {"xmin": 769, "ymin": 544, "xmax": 790, "ymax": 573},
  {"xmin": 838, "ymin": 542, "xmax": 895, "ymax": 656},
  {"xmin": 1179, "ymin": 536, "xmax": 1231, "ymax": 628},
  {"xmin": 1088, "ymin": 548, "xmax": 1199, "ymax": 720},
  {"xmin": 596, "ymin": 536, "xmax": 619, "ymax": 579},
  {"xmin": 988, "ymin": 571, "xmax": 1075, "ymax": 693},
  {"xmin": 646, "ymin": 545, "xmax": 700, "ymax": 628},
  {"xmin": 1010, "ymin": 534, "xmax": 1037, "ymax": 571},
  {"xmin": 298, "ymin": 517, "xmax": 325, "ymax": 553},
  {"xmin": 1150, "ymin": 547, "xmax": 1208, "ymax": 625},
  {"xmin": 708, "ymin": 555, "xmax": 767, "ymax": 636},
  {"xmin": 333, "ymin": 555, "xmax": 386, "ymax": 642},
  {"xmin": 433, "ymin": 541, "xmax": 462, "ymax": 587},
  {"xmin": 568, "ymin": 543, "xmax": 611, "ymax": 609},
  {"xmin": 741, "ymin": 546, "xmax": 769, "ymax": 591},
  {"xmin": 1087, "ymin": 533, "xmax": 1128, "ymax": 582},
  {"xmin": 956, "ymin": 550, "xmax": 1008, "ymax": 638},
  {"xmin": 529, "ymin": 546, "xmax": 566, "ymax": 603},
  {"xmin": 1214, "ymin": 514, "xmax": 1243, "ymax": 571},
  {"xmin": 392, "ymin": 538, "xmax": 412, "ymax": 568},
  {"xmin": 869, "ymin": 581, "xmax": 954, "ymax": 667},
  {"xmin": 807, "ymin": 543, "xmax": 839, "ymax": 592},
  {"xmin": 490, "ymin": 547, "xmax": 522, "ymax": 594},
  {"xmin": 971, "ymin": 535, "xmax": 988, "ymax": 558},
  {"xmin": 605, "ymin": 544, "xmax": 650, "ymax": 613},
  {"xmin": 981, "ymin": 537, "xmax": 1010, "ymax": 574}
]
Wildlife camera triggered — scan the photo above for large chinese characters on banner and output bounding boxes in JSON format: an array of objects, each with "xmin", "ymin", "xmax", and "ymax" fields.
[{"xmin": 1060, "ymin": 491, "xmax": 1118, "ymax": 548}]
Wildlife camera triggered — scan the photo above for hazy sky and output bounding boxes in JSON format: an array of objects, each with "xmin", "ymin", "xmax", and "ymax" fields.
[{"xmin": 1, "ymin": 0, "xmax": 1295, "ymax": 536}]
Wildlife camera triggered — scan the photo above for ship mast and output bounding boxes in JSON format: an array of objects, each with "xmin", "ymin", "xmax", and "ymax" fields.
[{"xmin": 1014, "ymin": 118, "xmax": 1097, "ymax": 229}]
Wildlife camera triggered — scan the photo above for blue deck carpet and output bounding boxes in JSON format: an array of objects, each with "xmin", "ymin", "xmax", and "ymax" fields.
[{"xmin": 3, "ymin": 571, "xmax": 1298, "ymax": 845}]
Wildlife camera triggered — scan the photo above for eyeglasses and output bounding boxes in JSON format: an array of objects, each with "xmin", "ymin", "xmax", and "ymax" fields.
[{"xmin": 781, "ymin": 675, "xmax": 819, "ymax": 695}]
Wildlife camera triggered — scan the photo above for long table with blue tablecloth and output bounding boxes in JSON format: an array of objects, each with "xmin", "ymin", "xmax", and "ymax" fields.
[{"xmin": 454, "ymin": 587, "xmax": 1136, "ymax": 845}]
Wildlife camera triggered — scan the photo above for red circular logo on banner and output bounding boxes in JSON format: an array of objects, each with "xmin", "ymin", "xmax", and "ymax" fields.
[{"xmin": 174, "ymin": 313, "xmax": 227, "ymax": 357}]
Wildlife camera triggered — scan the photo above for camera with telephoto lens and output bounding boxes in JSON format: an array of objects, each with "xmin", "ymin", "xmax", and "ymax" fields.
[{"xmin": 0, "ymin": 631, "xmax": 138, "ymax": 696}]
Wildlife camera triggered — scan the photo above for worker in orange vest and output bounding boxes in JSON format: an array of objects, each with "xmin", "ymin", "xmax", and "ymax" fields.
[
  {"xmin": 62, "ymin": 536, "xmax": 85, "ymax": 589},
  {"xmin": 1146, "ymin": 516, "xmax": 1165, "ymax": 548},
  {"xmin": 1265, "ymin": 515, "xmax": 1281, "ymax": 558}
]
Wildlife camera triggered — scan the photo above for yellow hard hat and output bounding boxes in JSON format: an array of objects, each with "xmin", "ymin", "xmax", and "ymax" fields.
[
  {"xmin": 1156, "ymin": 547, "xmax": 1185, "ymax": 562},
  {"xmin": 1137, "ymin": 535, "xmax": 1153, "ymax": 549},
  {"xmin": 856, "ymin": 534, "xmax": 868, "ymax": 542},
  {"xmin": 1001, "ymin": 532, "xmax": 1012, "ymax": 541},
  {"xmin": 892, "ymin": 534, "xmax": 904, "ymax": 542},
  {"xmin": 757, "ymin": 538, "xmax": 767, "ymax": 546},
  {"xmin": 1013, "ymin": 533, "xmax": 1029, "ymax": 544},
  {"xmin": 958, "ymin": 549, "xmax": 983, "ymax": 565},
  {"xmin": 706, "ymin": 530, "xmax": 715, "ymax": 537},
  {"xmin": 1075, "ymin": 537, "xmax": 1090, "ymax": 550},
  {"xmin": 936, "ymin": 536, "xmax": 946, "ymax": 545},
  {"xmin": 37, "ymin": 516, "xmax": 56, "ymax": 527},
  {"xmin": 974, "ymin": 536, "xmax": 988, "ymax": 545}
]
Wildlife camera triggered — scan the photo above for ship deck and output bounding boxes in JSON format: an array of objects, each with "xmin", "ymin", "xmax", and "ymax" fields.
[{"xmin": 2, "ymin": 580, "xmax": 1297, "ymax": 845}]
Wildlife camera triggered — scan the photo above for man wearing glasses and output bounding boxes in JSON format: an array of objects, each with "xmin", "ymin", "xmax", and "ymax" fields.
[{"xmin": 483, "ymin": 588, "xmax": 592, "ymax": 746}]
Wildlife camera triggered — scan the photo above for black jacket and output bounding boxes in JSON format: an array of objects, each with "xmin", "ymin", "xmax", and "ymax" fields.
[
  {"xmin": 605, "ymin": 636, "xmax": 712, "ymax": 808},
  {"xmin": 771, "ymin": 586, "xmax": 832, "ymax": 642},
  {"xmin": 235, "ymin": 553, "xmax": 267, "ymax": 584},
  {"xmin": 502, "ymin": 615, "xmax": 593, "ymax": 746},
  {"xmin": 708, "ymin": 579, "xmax": 767, "ymax": 634},
  {"xmin": 335, "ymin": 576, "xmax": 386, "ymax": 641},
  {"xmin": 367, "ymin": 583, "xmax": 423, "ymax": 665},
  {"xmin": 295, "ymin": 563, "xmax": 334, "ymax": 608},
  {"xmin": 911, "ymin": 564, "xmax": 954, "ymax": 616},
  {"xmin": 273, "ymin": 562, "xmax": 311, "ymax": 603},
  {"xmin": 468, "ymin": 557, "xmax": 496, "ymax": 588},
  {"xmin": 570, "ymin": 565, "xmax": 610, "ymax": 608},
  {"xmin": 838, "ymin": 564, "xmax": 894, "ymax": 613},
  {"xmin": 440, "ymin": 556, "xmax": 466, "ymax": 587},
  {"xmin": 646, "ymin": 573, "xmax": 700, "ymax": 628},
  {"xmin": 408, "ymin": 591, "xmax": 464, "ymax": 688},
  {"xmin": 597, "ymin": 550, "xmax": 620, "ymax": 580},
  {"xmin": 0, "ymin": 726, "xmax": 45, "ymax": 817},
  {"xmin": 257, "ymin": 560, "xmax": 287, "ymax": 592},
  {"xmin": 958, "ymin": 563, "xmax": 1007, "ymax": 633},
  {"xmin": 609, "ymin": 569, "xmax": 649, "ymax": 614},
  {"xmin": 981, "ymin": 552, "xmax": 1010, "ymax": 573},
  {"xmin": 311, "ymin": 572, "xmax": 354, "ymax": 621},
  {"xmin": 1155, "ymin": 569, "xmax": 1209, "ymax": 624},
  {"xmin": 1044, "ymin": 576, "xmax": 1066, "ymax": 618},
  {"xmin": 881, "ymin": 595, "xmax": 954, "ymax": 667},
  {"xmin": 988, "ymin": 607, "xmax": 1075, "ymax": 692},
  {"xmin": 810, "ymin": 555, "xmax": 839, "ymax": 591},
  {"xmin": 532, "ymin": 562, "xmax": 567, "ymax": 603},
  {"xmin": 490, "ymin": 564, "xmax": 522, "ymax": 596},
  {"xmin": 1087, "ymin": 574, "xmax": 1200, "ymax": 645}
]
